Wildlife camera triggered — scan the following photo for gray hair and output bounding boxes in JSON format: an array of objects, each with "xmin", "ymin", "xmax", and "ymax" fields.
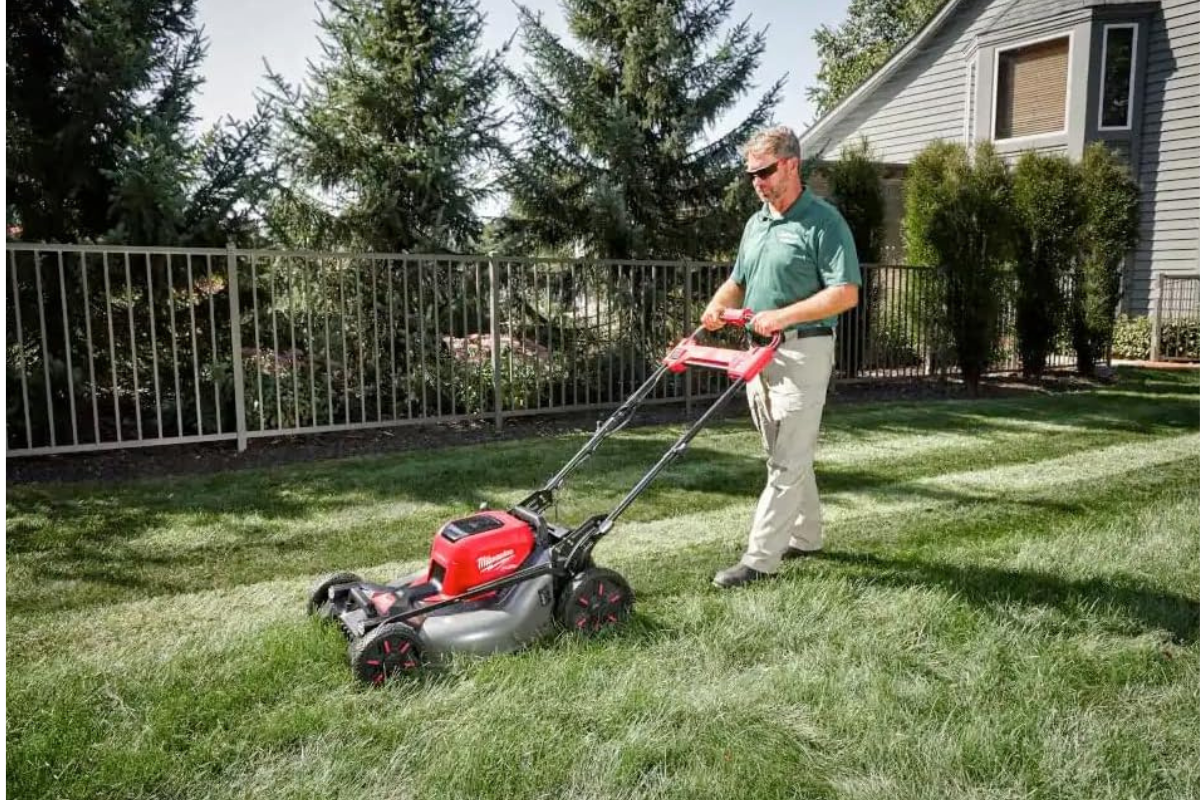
[{"xmin": 744, "ymin": 126, "xmax": 801, "ymax": 161}]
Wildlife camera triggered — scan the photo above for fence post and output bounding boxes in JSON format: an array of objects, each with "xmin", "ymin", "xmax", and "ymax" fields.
[
  {"xmin": 489, "ymin": 256, "xmax": 503, "ymax": 432},
  {"xmin": 684, "ymin": 262, "xmax": 693, "ymax": 417},
  {"xmin": 227, "ymin": 242, "xmax": 248, "ymax": 452},
  {"xmin": 1149, "ymin": 273, "xmax": 1163, "ymax": 363}
]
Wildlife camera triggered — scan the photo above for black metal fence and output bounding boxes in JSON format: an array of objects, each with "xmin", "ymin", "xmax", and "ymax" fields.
[{"xmin": 7, "ymin": 245, "xmax": 1076, "ymax": 456}]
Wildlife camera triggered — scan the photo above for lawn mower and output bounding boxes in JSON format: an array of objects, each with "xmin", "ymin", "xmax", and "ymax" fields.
[{"xmin": 308, "ymin": 309, "xmax": 780, "ymax": 684}]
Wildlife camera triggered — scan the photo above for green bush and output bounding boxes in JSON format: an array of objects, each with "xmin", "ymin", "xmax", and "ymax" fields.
[
  {"xmin": 1111, "ymin": 314, "xmax": 1151, "ymax": 359},
  {"xmin": 442, "ymin": 335, "xmax": 573, "ymax": 414},
  {"xmin": 1110, "ymin": 315, "xmax": 1200, "ymax": 361},
  {"xmin": 903, "ymin": 141, "xmax": 1014, "ymax": 393},
  {"xmin": 241, "ymin": 349, "xmax": 344, "ymax": 430},
  {"xmin": 1162, "ymin": 319, "xmax": 1200, "ymax": 360},
  {"xmin": 827, "ymin": 137, "xmax": 885, "ymax": 377},
  {"xmin": 1011, "ymin": 151, "xmax": 1084, "ymax": 378},
  {"xmin": 1074, "ymin": 144, "xmax": 1140, "ymax": 374},
  {"xmin": 828, "ymin": 137, "xmax": 885, "ymax": 261},
  {"xmin": 869, "ymin": 311, "xmax": 923, "ymax": 369}
]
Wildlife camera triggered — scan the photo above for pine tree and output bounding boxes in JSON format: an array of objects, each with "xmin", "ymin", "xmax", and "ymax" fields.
[
  {"xmin": 6, "ymin": 0, "xmax": 277, "ymax": 450},
  {"xmin": 265, "ymin": 0, "xmax": 506, "ymax": 252},
  {"xmin": 499, "ymin": 0, "xmax": 782, "ymax": 260},
  {"xmin": 6, "ymin": 0, "xmax": 275, "ymax": 246}
]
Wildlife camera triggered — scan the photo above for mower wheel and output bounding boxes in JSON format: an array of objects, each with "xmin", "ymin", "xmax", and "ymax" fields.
[
  {"xmin": 306, "ymin": 571, "xmax": 362, "ymax": 618},
  {"xmin": 349, "ymin": 622, "xmax": 425, "ymax": 686},
  {"xmin": 556, "ymin": 567, "xmax": 634, "ymax": 636}
]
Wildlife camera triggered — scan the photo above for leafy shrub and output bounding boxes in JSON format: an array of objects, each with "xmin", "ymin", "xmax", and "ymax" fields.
[
  {"xmin": 904, "ymin": 141, "xmax": 1014, "ymax": 393},
  {"xmin": 241, "ymin": 349, "xmax": 345, "ymax": 430},
  {"xmin": 1074, "ymin": 144, "xmax": 1140, "ymax": 374},
  {"xmin": 442, "ymin": 334, "xmax": 571, "ymax": 414},
  {"xmin": 869, "ymin": 313, "xmax": 923, "ymax": 369},
  {"xmin": 1161, "ymin": 319, "xmax": 1200, "ymax": 360},
  {"xmin": 1110, "ymin": 315, "xmax": 1200, "ymax": 361},
  {"xmin": 828, "ymin": 137, "xmax": 885, "ymax": 261},
  {"xmin": 1011, "ymin": 151, "xmax": 1084, "ymax": 378},
  {"xmin": 826, "ymin": 137, "xmax": 885, "ymax": 377},
  {"xmin": 1110, "ymin": 314, "xmax": 1150, "ymax": 359}
]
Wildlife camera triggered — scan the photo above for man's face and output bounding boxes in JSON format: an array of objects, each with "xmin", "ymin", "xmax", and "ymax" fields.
[{"xmin": 745, "ymin": 150, "xmax": 799, "ymax": 206}]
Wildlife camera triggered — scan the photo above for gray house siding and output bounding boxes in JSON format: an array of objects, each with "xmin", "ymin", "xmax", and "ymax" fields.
[
  {"xmin": 1130, "ymin": 0, "xmax": 1200, "ymax": 314},
  {"xmin": 989, "ymin": 0, "xmax": 1084, "ymax": 29},
  {"xmin": 802, "ymin": 0, "xmax": 1011, "ymax": 163},
  {"xmin": 801, "ymin": 0, "xmax": 1199, "ymax": 316}
]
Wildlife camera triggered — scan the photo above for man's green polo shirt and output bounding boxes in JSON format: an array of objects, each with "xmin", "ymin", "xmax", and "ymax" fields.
[{"xmin": 731, "ymin": 188, "xmax": 862, "ymax": 331}]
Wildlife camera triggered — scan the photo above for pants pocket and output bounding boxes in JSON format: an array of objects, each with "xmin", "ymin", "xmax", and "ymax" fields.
[{"xmin": 747, "ymin": 379, "xmax": 776, "ymax": 454}]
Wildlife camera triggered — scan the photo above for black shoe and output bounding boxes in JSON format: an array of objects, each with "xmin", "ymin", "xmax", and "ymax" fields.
[
  {"xmin": 782, "ymin": 546, "xmax": 822, "ymax": 561},
  {"xmin": 712, "ymin": 563, "xmax": 770, "ymax": 589}
]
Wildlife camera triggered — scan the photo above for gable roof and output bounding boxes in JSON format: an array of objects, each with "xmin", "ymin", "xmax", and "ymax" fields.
[{"xmin": 800, "ymin": 0, "xmax": 969, "ymax": 147}]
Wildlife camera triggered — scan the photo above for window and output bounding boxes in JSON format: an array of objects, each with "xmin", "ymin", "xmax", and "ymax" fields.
[
  {"xmin": 994, "ymin": 36, "xmax": 1070, "ymax": 140},
  {"xmin": 1099, "ymin": 24, "xmax": 1137, "ymax": 130}
]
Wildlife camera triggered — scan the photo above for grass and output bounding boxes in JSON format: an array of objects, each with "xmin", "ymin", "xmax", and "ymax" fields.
[{"xmin": 6, "ymin": 367, "xmax": 1200, "ymax": 800}]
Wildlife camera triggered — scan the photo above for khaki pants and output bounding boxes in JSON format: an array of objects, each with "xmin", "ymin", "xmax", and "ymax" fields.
[{"xmin": 742, "ymin": 335, "xmax": 835, "ymax": 573}]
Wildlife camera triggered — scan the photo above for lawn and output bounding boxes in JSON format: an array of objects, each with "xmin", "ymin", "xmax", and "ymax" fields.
[{"xmin": 6, "ymin": 368, "xmax": 1200, "ymax": 800}]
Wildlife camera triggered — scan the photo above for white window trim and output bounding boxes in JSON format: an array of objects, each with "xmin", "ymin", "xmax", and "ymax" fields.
[
  {"xmin": 963, "ymin": 54, "xmax": 977, "ymax": 144},
  {"xmin": 1098, "ymin": 23, "xmax": 1138, "ymax": 131},
  {"xmin": 991, "ymin": 30, "xmax": 1074, "ymax": 143}
]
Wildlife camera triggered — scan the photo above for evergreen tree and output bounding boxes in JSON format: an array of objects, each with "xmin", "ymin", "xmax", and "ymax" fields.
[
  {"xmin": 1011, "ymin": 151, "xmax": 1084, "ymax": 379},
  {"xmin": 6, "ymin": 0, "xmax": 275, "ymax": 245},
  {"xmin": 904, "ymin": 141, "xmax": 1014, "ymax": 394},
  {"xmin": 808, "ymin": 0, "xmax": 941, "ymax": 117},
  {"xmin": 1073, "ymin": 143, "xmax": 1140, "ymax": 375},
  {"xmin": 826, "ymin": 138, "xmax": 884, "ymax": 262},
  {"xmin": 6, "ymin": 0, "xmax": 277, "ymax": 450},
  {"xmin": 825, "ymin": 137, "xmax": 884, "ymax": 377},
  {"xmin": 499, "ymin": 0, "xmax": 783, "ymax": 260},
  {"xmin": 6, "ymin": 0, "xmax": 86, "ymax": 241},
  {"xmin": 265, "ymin": 0, "xmax": 506, "ymax": 252}
]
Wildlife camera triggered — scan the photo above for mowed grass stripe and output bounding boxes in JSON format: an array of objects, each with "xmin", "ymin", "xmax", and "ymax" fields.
[{"xmin": 9, "ymin": 433, "xmax": 1197, "ymax": 680}]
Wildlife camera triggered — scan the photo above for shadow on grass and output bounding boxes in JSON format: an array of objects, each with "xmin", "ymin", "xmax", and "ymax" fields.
[
  {"xmin": 7, "ymin": 374, "xmax": 1196, "ymax": 616},
  {"xmin": 1108, "ymin": 367, "xmax": 1200, "ymax": 394},
  {"xmin": 816, "ymin": 550, "xmax": 1200, "ymax": 644},
  {"xmin": 6, "ymin": 444, "xmax": 1103, "ymax": 618}
]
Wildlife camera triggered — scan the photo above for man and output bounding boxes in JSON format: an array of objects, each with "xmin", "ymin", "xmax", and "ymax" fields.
[{"xmin": 702, "ymin": 126, "xmax": 861, "ymax": 589}]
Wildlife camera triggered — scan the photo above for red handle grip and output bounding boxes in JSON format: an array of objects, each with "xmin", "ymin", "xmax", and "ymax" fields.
[{"xmin": 719, "ymin": 308, "xmax": 755, "ymax": 327}]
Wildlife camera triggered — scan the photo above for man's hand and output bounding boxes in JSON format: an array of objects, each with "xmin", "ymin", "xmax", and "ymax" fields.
[
  {"xmin": 701, "ymin": 304, "xmax": 727, "ymax": 331},
  {"xmin": 751, "ymin": 309, "xmax": 788, "ymax": 337},
  {"xmin": 702, "ymin": 279, "xmax": 746, "ymax": 332}
]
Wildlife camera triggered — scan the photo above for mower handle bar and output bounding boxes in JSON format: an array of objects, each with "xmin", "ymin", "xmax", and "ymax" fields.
[
  {"xmin": 678, "ymin": 307, "xmax": 754, "ymax": 338},
  {"xmin": 719, "ymin": 307, "xmax": 755, "ymax": 326},
  {"xmin": 518, "ymin": 308, "xmax": 774, "ymax": 516}
]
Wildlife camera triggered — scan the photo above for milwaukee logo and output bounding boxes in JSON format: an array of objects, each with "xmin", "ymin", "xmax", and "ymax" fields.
[{"xmin": 477, "ymin": 549, "xmax": 516, "ymax": 573}]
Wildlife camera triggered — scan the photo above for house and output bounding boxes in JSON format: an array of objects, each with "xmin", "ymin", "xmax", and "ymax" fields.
[{"xmin": 800, "ymin": 0, "xmax": 1199, "ymax": 315}]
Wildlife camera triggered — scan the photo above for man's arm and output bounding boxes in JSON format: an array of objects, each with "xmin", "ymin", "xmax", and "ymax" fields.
[
  {"xmin": 750, "ymin": 284, "xmax": 859, "ymax": 337},
  {"xmin": 700, "ymin": 278, "xmax": 746, "ymax": 330}
]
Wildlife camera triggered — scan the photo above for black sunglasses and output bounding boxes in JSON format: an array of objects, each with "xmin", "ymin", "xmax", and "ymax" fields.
[{"xmin": 746, "ymin": 160, "xmax": 782, "ymax": 181}]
